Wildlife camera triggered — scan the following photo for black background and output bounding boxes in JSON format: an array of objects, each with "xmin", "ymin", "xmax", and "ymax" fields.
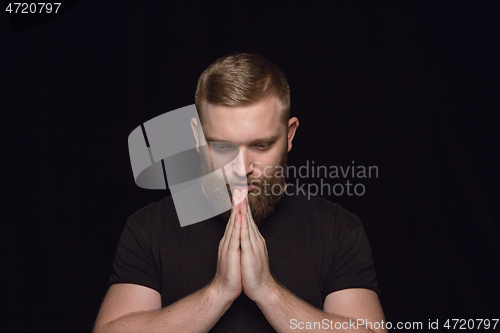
[{"xmin": 2, "ymin": 1, "xmax": 499, "ymax": 332}]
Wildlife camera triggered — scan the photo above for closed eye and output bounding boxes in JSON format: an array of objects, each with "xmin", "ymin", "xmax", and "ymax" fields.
[
  {"xmin": 211, "ymin": 143, "xmax": 237, "ymax": 152},
  {"xmin": 255, "ymin": 143, "xmax": 271, "ymax": 150}
]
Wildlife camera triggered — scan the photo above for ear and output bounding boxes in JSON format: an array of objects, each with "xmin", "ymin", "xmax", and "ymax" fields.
[
  {"xmin": 287, "ymin": 117, "xmax": 299, "ymax": 152},
  {"xmin": 190, "ymin": 117, "xmax": 201, "ymax": 153}
]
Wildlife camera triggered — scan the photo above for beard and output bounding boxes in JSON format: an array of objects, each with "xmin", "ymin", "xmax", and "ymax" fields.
[{"xmin": 199, "ymin": 143, "xmax": 288, "ymax": 226}]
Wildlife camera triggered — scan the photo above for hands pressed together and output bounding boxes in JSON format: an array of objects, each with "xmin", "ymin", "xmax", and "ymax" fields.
[{"xmin": 211, "ymin": 189, "xmax": 277, "ymax": 303}]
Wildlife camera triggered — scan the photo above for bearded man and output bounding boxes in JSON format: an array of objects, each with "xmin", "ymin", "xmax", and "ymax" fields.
[{"xmin": 93, "ymin": 53, "xmax": 387, "ymax": 333}]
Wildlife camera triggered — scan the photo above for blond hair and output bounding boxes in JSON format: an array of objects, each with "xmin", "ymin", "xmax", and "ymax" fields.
[{"xmin": 195, "ymin": 53, "xmax": 290, "ymax": 124}]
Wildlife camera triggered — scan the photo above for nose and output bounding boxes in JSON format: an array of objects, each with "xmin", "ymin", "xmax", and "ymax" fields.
[{"xmin": 231, "ymin": 147, "xmax": 253, "ymax": 179}]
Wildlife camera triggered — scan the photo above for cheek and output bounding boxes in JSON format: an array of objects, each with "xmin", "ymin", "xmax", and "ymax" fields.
[
  {"xmin": 251, "ymin": 152, "xmax": 282, "ymax": 177},
  {"xmin": 268, "ymin": 145, "xmax": 286, "ymax": 165}
]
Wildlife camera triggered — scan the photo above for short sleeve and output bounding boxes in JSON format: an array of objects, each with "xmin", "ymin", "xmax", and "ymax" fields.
[
  {"xmin": 324, "ymin": 224, "xmax": 380, "ymax": 297},
  {"xmin": 106, "ymin": 218, "xmax": 161, "ymax": 293}
]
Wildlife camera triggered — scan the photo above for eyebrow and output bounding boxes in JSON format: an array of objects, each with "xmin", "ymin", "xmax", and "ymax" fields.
[{"xmin": 205, "ymin": 134, "xmax": 280, "ymax": 145}]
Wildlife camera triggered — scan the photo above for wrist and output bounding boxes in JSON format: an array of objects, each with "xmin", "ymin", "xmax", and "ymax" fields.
[
  {"xmin": 253, "ymin": 278, "xmax": 281, "ymax": 307},
  {"xmin": 206, "ymin": 280, "xmax": 237, "ymax": 308}
]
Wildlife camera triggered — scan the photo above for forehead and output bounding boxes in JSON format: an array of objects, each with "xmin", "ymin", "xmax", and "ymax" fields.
[{"xmin": 200, "ymin": 96, "xmax": 285, "ymax": 144}]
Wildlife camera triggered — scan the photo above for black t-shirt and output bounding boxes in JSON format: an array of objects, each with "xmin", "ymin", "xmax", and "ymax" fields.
[{"xmin": 107, "ymin": 186, "xmax": 379, "ymax": 332}]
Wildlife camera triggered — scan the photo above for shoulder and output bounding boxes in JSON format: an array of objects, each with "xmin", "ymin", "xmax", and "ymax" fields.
[
  {"xmin": 283, "ymin": 184, "xmax": 362, "ymax": 227},
  {"xmin": 280, "ymin": 184, "xmax": 364, "ymax": 241},
  {"xmin": 126, "ymin": 196, "xmax": 179, "ymax": 236}
]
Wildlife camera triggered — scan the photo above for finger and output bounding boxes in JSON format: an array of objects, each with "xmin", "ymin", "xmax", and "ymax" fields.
[
  {"xmin": 244, "ymin": 197, "xmax": 257, "ymax": 234},
  {"xmin": 247, "ymin": 197, "xmax": 264, "ymax": 241},
  {"xmin": 245, "ymin": 196, "xmax": 254, "ymax": 222},
  {"xmin": 222, "ymin": 198, "xmax": 238, "ymax": 252},
  {"xmin": 239, "ymin": 187, "xmax": 248, "ymax": 211},
  {"xmin": 242, "ymin": 197, "xmax": 259, "ymax": 246},
  {"xmin": 228, "ymin": 213, "xmax": 241, "ymax": 253},
  {"xmin": 240, "ymin": 212, "xmax": 252, "ymax": 252},
  {"xmin": 244, "ymin": 211, "xmax": 259, "ymax": 249},
  {"xmin": 232, "ymin": 189, "xmax": 241, "ymax": 214},
  {"xmin": 245, "ymin": 200, "xmax": 267, "ymax": 255},
  {"xmin": 232, "ymin": 189, "xmax": 239, "ymax": 208},
  {"xmin": 240, "ymin": 195, "xmax": 248, "ymax": 216},
  {"xmin": 224, "ymin": 201, "xmax": 236, "ymax": 235},
  {"xmin": 237, "ymin": 189, "xmax": 246, "ymax": 213},
  {"xmin": 233, "ymin": 187, "xmax": 247, "ymax": 209},
  {"xmin": 232, "ymin": 188, "xmax": 239, "ymax": 209}
]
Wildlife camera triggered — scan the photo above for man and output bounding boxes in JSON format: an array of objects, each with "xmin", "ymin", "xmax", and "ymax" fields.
[{"xmin": 93, "ymin": 53, "xmax": 387, "ymax": 332}]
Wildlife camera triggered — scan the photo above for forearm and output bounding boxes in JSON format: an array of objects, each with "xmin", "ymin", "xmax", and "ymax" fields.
[
  {"xmin": 97, "ymin": 283, "xmax": 231, "ymax": 333},
  {"xmin": 255, "ymin": 282, "xmax": 375, "ymax": 333}
]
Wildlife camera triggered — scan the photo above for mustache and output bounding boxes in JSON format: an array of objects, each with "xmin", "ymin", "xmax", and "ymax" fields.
[{"xmin": 226, "ymin": 177, "xmax": 264, "ymax": 185}]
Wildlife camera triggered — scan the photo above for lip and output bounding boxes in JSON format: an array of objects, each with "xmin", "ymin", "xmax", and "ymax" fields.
[{"xmin": 231, "ymin": 184, "xmax": 255, "ymax": 191}]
